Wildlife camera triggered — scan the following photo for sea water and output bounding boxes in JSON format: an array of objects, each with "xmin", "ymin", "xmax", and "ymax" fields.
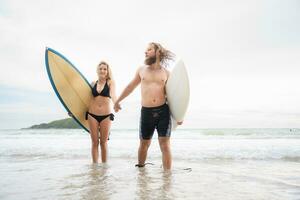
[{"xmin": 0, "ymin": 128, "xmax": 300, "ymax": 200}]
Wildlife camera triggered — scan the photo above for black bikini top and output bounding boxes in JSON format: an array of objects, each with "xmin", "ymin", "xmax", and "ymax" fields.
[{"xmin": 92, "ymin": 80, "xmax": 111, "ymax": 98}]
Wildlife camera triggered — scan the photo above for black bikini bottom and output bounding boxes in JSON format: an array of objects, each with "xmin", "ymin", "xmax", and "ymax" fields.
[{"xmin": 85, "ymin": 112, "xmax": 114, "ymax": 123}]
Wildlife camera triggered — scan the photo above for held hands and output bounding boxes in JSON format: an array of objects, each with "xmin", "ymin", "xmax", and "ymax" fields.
[
  {"xmin": 114, "ymin": 102, "xmax": 122, "ymax": 113},
  {"xmin": 177, "ymin": 121, "xmax": 183, "ymax": 125}
]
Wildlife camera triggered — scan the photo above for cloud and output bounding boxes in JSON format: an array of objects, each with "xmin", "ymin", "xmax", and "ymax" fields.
[{"xmin": 0, "ymin": 0, "xmax": 300, "ymax": 128}]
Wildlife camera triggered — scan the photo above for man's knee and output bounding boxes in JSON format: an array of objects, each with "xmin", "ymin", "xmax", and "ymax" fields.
[
  {"xmin": 159, "ymin": 139, "xmax": 170, "ymax": 153},
  {"xmin": 140, "ymin": 140, "xmax": 151, "ymax": 150}
]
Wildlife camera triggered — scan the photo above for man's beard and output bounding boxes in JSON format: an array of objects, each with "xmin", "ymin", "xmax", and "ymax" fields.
[{"xmin": 144, "ymin": 56, "xmax": 156, "ymax": 65}]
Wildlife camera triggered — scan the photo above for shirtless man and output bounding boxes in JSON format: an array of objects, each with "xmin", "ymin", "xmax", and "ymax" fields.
[{"xmin": 114, "ymin": 42, "xmax": 182, "ymax": 170}]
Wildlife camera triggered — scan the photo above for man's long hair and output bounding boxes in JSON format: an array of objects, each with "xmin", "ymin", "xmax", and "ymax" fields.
[{"xmin": 150, "ymin": 42, "xmax": 175, "ymax": 67}]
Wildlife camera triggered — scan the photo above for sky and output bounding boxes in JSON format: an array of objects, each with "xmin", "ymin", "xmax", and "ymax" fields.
[{"xmin": 0, "ymin": 0, "xmax": 300, "ymax": 129}]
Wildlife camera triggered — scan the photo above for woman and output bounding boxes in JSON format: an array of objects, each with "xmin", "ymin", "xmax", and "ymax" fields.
[{"xmin": 86, "ymin": 61, "xmax": 116, "ymax": 164}]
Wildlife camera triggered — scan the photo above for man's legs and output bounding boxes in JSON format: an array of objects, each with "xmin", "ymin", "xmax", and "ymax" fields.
[
  {"xmin": 157, "ymin": 104, "xmax": 172, "ymax": 170},
  {"xmin": 138, "ymin": 139, "xmax": 151, "ymax": 166},
  {"xmin": 158, "ymin": 137, "xmax": 172, "ymax": 170}
]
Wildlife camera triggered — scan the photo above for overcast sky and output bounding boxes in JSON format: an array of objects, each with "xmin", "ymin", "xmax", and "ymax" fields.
[{"xmin": 1, "ymin": 0, "xmax": 300, "ymax": 129}]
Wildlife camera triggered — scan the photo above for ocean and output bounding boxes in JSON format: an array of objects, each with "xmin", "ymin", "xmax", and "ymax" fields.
[{"xmin": 0, "ymin": 128, "xmax": 300, "ymax": 200}]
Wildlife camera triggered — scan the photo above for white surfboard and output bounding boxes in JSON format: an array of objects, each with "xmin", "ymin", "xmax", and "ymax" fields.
[{"xmin": 166, "ymin": 59, "xmax": 190, "ymax": 130}]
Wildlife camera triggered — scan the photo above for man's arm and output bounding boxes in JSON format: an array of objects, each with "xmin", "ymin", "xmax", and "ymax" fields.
[{"xmin": 114, "ymin": 67, "xmax": 142, "ymax": 112}]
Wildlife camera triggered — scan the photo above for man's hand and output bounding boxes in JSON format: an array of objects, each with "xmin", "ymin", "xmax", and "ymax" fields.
[
  {"xmin": 114, "ymin": 102, "xmax": 122, "ymax": 113},
  {"xmin": 177, "ymin": 121, "xmax": 183, "ymax": 125}
]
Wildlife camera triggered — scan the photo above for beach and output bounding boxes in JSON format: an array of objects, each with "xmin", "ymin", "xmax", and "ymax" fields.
[{"xmin": 0, "ymin": 129, "xmax": 300, "ymax": 200}]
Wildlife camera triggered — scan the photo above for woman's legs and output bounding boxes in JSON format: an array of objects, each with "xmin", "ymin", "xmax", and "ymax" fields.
[
  {"xmin": 99, "ymin": 117, "xmax": 111, "ymax": 163},
  {"xmin": 87, "ymin": 115, "xmax": 100, "ymax": 163}
]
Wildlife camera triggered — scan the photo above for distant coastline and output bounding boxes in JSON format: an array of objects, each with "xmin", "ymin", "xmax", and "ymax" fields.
[{"xmin": 24, "ymin": 118, "xmax": 81, "ymax": 129}]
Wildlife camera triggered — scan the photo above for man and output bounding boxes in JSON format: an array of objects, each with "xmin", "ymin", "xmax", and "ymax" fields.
[{"xmin": 114, "ymin": 42, "xmax": 182, "ymax": 170}]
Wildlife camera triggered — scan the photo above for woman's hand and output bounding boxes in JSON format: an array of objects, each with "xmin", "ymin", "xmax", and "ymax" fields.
[
  {"xmin": 177, "ymin": 121, "xmax": 183, "ymax": 125},
  {"xmin": 114, "ymin": 102, "xmax": 121, "ymax": 113}
]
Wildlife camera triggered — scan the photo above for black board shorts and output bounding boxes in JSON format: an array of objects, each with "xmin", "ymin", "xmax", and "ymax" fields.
[{"xmin": 139, "ymin": 103, "xmax": 172, "ymax": 140}]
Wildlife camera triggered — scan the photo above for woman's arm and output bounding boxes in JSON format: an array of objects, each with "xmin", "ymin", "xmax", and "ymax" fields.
[{"xmin": 109, "ymin": 80, "xmax": 117, "ymax": 104}]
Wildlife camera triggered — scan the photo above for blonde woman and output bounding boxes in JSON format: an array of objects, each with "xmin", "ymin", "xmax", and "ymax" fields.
[{"xmin": 86, "ymin": 61, "xmax": 116, "ymax": 164}]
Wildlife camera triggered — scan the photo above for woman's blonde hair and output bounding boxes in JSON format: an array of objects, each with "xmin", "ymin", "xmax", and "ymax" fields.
[{"xmin": 98, "ymin": 61, "xmax": 113, "ymax": 81}]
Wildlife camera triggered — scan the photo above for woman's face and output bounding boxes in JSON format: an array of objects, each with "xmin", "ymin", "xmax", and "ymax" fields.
[{"xmin": 97, "ymin": 64, "xmax": 108, "ymax": 79}]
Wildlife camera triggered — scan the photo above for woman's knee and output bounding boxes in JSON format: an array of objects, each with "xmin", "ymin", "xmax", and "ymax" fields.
[
  {"xmin": 91, "ymin": 139, "xmax": 99, "ymax": 148},
  {"xmin": 99, "ymin": 140, "xmax": 107, "ymax": 147}
]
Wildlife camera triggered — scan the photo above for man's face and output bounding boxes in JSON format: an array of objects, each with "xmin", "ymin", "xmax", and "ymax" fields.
[
  {"xmin": 145, "ymin": 44, "xmax": 156, "ymax": 58},
  {"xmin": 144, "ymin": 44, "xmax": 157, "ymax": 65}
]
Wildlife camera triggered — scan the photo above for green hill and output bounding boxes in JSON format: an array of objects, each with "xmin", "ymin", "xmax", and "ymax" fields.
[{"xmin": 26, "ymin": 118, "xmax": 81, "ymax": 129}]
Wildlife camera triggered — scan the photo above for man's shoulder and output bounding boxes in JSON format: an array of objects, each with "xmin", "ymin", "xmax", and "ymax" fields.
[
  {"xmin": 163, "ymin": 67, "xmax": 170, "ymax": 73},
  {"xmin": 137, "ymin": 65, "xmax": 147, "ymax": 73},
  {"xmin": 139, "ymin": 65, "xmax": 147, "ymax": 69},
  {"xmin": 162, "ymin": 67, "xmax": 170, "ymax": 76}
]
